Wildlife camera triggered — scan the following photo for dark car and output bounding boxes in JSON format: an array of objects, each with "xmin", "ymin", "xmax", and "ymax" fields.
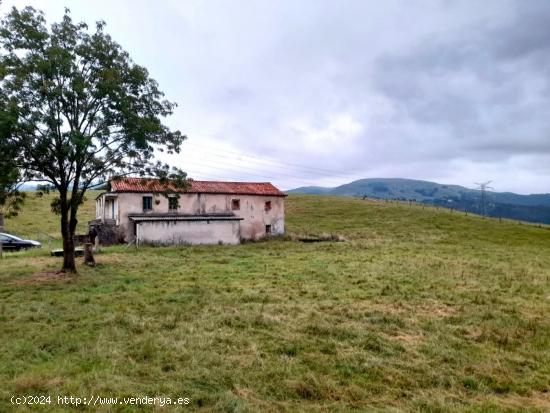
[{"xmin": 0, "ymin": 233, "xmax": 42, "ymax": 251}]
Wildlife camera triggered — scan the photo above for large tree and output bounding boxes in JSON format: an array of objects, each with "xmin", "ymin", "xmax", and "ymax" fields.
[{"xmin": 0, "ymin": 7, "xmax": 186, "ymax": 271}]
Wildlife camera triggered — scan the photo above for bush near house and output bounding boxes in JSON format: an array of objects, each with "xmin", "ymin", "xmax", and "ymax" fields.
[{"xmin": 0, "ymin": 194, "xmax": 549, "ymax": 412}]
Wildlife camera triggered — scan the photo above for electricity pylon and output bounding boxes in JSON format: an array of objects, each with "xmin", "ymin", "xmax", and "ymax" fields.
[{"xmin": 474, "ymin": 181, "xmax": 494, "ymax": 217}]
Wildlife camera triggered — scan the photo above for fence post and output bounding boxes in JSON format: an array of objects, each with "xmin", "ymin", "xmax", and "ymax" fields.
[{"xmin": 84, "ymin": 243, "xmax": 95, "ymax": 267}]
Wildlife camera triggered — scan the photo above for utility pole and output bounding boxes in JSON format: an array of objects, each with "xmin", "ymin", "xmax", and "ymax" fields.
[{"xmin": 474, "ymin": 181, "xmax": 494, "ymax": 217}]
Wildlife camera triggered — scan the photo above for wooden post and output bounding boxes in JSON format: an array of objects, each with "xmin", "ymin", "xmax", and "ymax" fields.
[{"xmin": 84, "ymin": 243, "xmax": 95, "ymax": 267}]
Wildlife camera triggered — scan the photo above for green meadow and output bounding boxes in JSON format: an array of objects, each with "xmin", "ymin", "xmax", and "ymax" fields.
[{"xmin": 1, "ymin": 193, "xmax": 549, "ymax": 412}]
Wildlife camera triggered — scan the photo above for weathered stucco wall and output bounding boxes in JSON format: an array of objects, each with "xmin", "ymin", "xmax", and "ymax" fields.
[
  {"xmin": 97, "ymin": 191, "xmax": 285, "ymax": 243},
  {"xmin": 136, "ymin": 219, "xmax": 240, "ymax": 245},
  {"xmin": 188, "ymin": 193, "xmax": 285, "ymax": 239}
]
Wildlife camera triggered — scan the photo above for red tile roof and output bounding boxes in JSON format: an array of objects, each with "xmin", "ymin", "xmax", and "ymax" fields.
[{"xmin": 110, "ymin": 178, "xmax": 286, "ymax": 197}]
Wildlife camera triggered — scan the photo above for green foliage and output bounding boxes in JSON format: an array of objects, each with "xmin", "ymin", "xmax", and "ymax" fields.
[
  {"xmin": 0, "ymin": 97, "xmax": 24, "ymax": 220},
  {"xmin": 1, "ymin": 195, "xmax": 549, "ymax": 411},
  {"xmin": 0, "ymin": 159, "xmax": 24, "ymax": 220}
]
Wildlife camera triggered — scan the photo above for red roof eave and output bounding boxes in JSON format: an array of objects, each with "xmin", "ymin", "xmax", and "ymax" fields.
[{"xmin": 110, "ymin": 178, "xmax": 287, "ymax": 197}]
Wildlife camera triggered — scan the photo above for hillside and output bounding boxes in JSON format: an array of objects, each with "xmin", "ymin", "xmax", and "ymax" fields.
[
  {"xmin": 1, "ymin": 195, "xmax": 549, "ymax": 411},
  {"xmin": 288, "ymin": 178, "xmax": 550, "ymax": 224},
  {"xmin": 2, "ymin": 190, "xmax": 100, "ymax": 241}
]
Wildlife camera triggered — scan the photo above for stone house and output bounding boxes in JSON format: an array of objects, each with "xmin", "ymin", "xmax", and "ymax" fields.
[{"xmin": 91, "ymin": 178, "xmax": 286, "ymax": 245}]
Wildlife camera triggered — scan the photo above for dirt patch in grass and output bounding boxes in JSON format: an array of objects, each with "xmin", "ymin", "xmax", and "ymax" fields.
[
  {"xmin": 414, "ymin": 300, "xmax": 457, "ymax": 318},
  {"xmin": 497, "ymin": 392, "xmax": 550, "ymax": 411},
  {"xmin": 387, "ymin": 332, "xmax": 424, "ymax": 346},
  {"xmin": 93, "ymin": 253, "xmax": 123, "ymax": 263},
  {"xmin": 463, "ymin": 326, "xmax": 484, "ymax": 342},
  {"xmin": 232, "ymin": 386, "xmax": 256, "ymax": 401},
  {"xmin": 14, "ymin": 376, "xmax": 64, "ymax": 392},
  {"xmin": 367, "ymin": 301, "xmax": 456, "ymax": 320},
  {"xmin": 12, "ymin": 271, "xmax": 75, "ymax": 285}
]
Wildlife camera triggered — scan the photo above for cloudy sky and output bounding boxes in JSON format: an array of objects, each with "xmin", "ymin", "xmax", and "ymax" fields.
[{"xmin": 3, "ymin": 0, "xmax": 550, "ymax": 193}]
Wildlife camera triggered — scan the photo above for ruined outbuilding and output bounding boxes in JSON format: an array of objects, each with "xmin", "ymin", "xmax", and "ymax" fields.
[{"xmin": 91, "ymin": 178, "xmax": 286, "ymax": 245}]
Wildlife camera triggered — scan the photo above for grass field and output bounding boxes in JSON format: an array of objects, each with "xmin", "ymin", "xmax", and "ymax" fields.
[{"xmin": 1, "ymin": 193, "xmax": 549, "ymax": 412}]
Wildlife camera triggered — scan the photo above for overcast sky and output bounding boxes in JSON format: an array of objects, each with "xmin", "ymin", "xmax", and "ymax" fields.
[{"xmin": 3, "ymin": 0, "xmax": 550, "ymax": 193}]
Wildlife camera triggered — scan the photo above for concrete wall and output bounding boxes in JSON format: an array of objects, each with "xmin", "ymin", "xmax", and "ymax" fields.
[
  {"xmin": 96, "ymin": 191, "xmax": 285, "ymax": 243},
  {"xmin": 136, "ymin": 219, "xmax": 240, "ymax": 245}
]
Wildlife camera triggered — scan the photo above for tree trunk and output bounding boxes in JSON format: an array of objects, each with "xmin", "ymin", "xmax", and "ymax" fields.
[
  {"xmin": 62, "ymin": 229, "xmax": 76, "ymax": 271},
  {"xmin": 0, "ymin": 213, "xmax": 4, "ymax": 259},
  {"xmin": 60, "ymin": 199, "xmax": 76, "ymax": 272}
]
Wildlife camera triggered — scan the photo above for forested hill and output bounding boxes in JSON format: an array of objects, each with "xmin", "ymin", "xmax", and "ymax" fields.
[{"xmin": 288, "ymin": 178, "xmax": 550, "ymax": 224}]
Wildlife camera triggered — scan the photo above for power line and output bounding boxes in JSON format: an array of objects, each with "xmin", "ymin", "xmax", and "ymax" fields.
[
  {"xmin": 185, "ymin": 157, "xmax": 334, "ymax": 182},
  {"xmin": 185, "ymin": 169, "xmax": 321, "ymax": 190},
  {"xmin": 182, "ymin": 141, "xmax": 369, "ymax": 181},
  {"xmin": 184, "ymin": 161, "xmax": 343, "ymax": 187},
  {"xmin": 182, "ymin": 157, "xmax": 350, "ymax": 186}
]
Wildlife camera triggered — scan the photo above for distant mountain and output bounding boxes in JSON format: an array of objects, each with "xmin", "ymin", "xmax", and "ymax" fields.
[
  {"xmin": 288, "ymin": 178, "xmax": 550, "ymax": 224},
  {"xmin": 286, "ymin": 186, "xmax": 331, "ymax": 195}
]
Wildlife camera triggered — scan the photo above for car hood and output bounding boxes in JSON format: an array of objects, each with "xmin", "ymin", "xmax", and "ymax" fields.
[{"xmin": 25, "ymin": 240, "xmax": 42, "ymax": 247}]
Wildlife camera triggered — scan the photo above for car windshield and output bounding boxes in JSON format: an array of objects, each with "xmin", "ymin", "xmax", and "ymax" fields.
[{"xmin": 1, "ymin": 233, "xmax": 23, "ymax": 241}]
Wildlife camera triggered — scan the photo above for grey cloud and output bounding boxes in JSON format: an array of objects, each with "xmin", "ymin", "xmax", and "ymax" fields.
[
  {"xmin": 4, "ymin": 0, "xmax": 550, "ymax": 192},
  {"xmin": 372, "ymin": 0, "xmax": 550, "ymax": 163},
  {"xmin": 490, "ymin": 2, "xmax": 550, "ymax": 60}
]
